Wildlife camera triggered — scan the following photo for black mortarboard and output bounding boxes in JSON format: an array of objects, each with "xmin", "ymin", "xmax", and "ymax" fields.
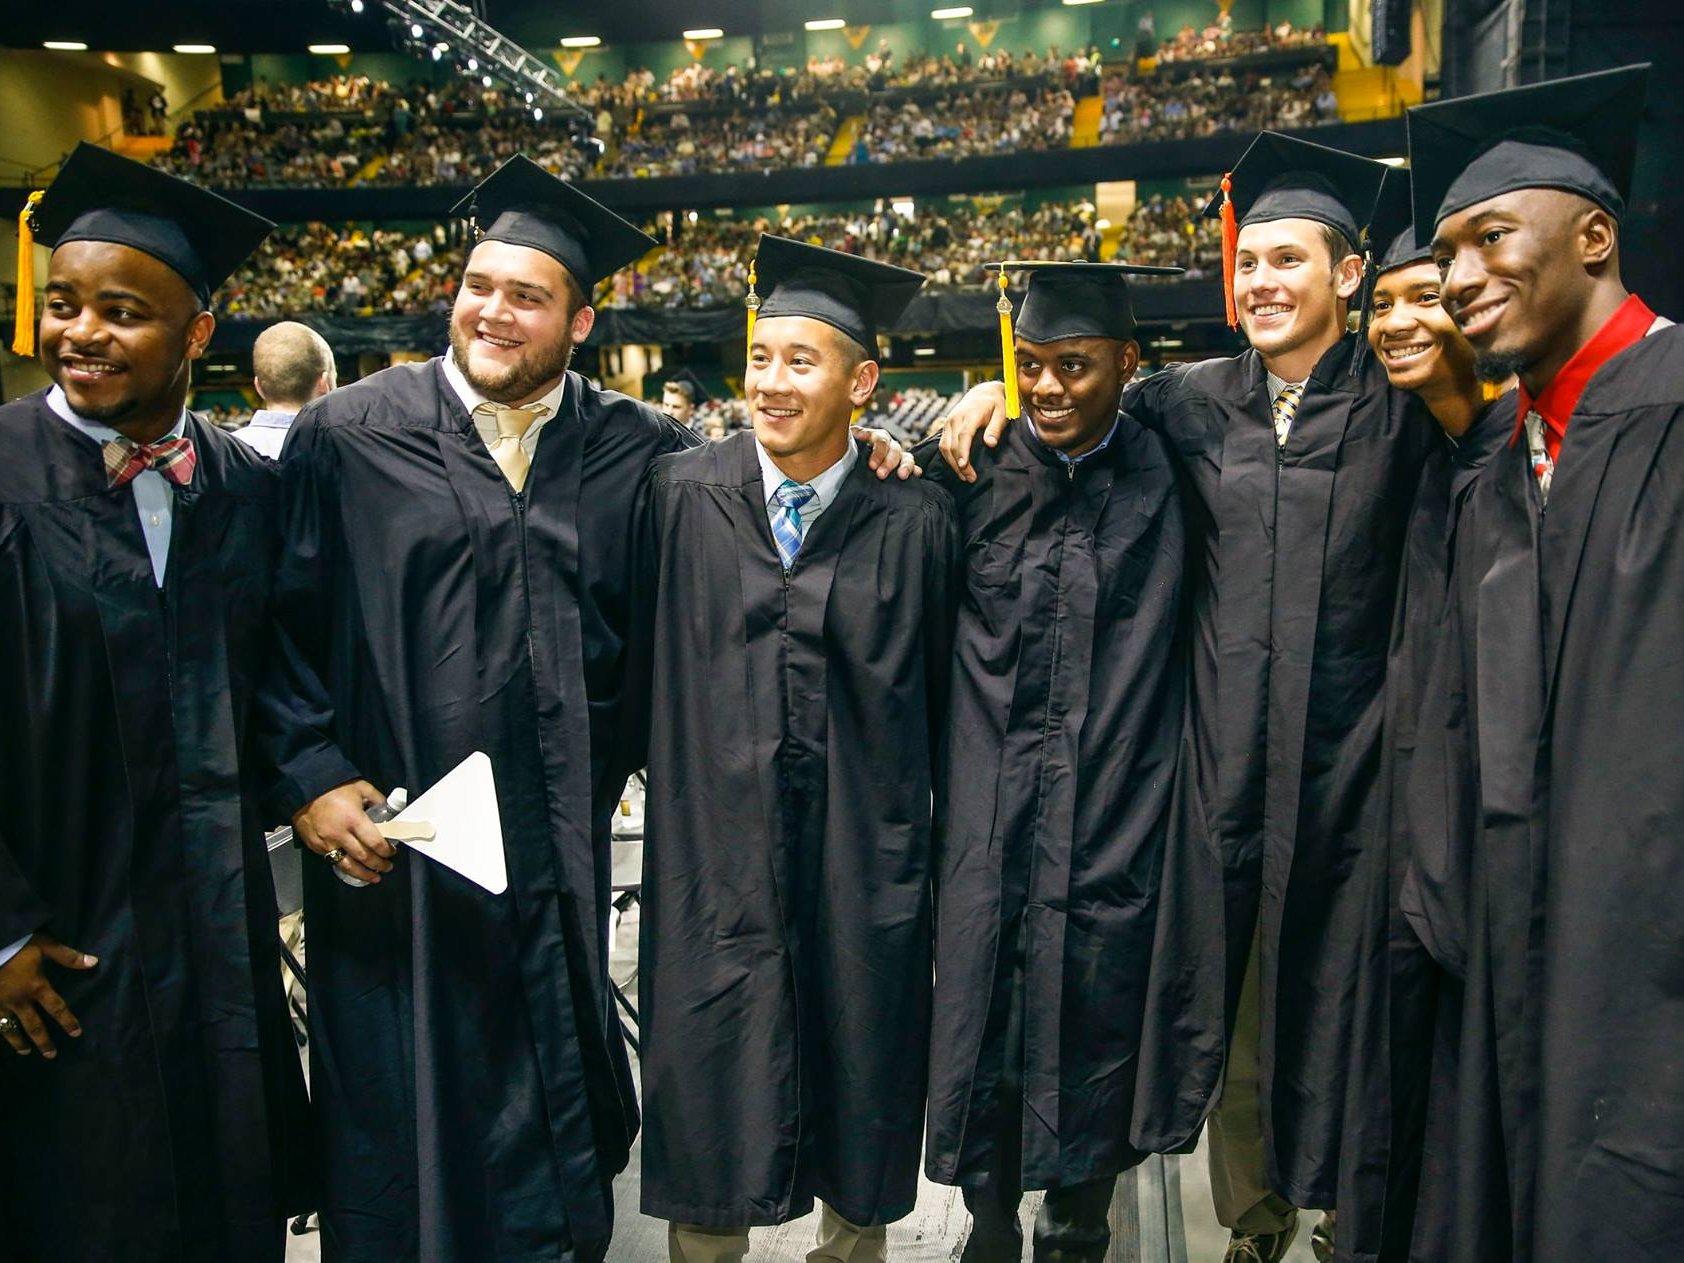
[
  {"xmin": 748, "ymin": 234, "xmax": 925, "ymax": 354},
  {"xmin": 29, "ymin": 142, "xmax": 274, "ymax": 306},
  {"xmin": 991, "ymin": 260, "xmax": 1184, "ymax": 343},
  {"xmin": 449, "ymin": 154, "xmax": 657, "ymax": 293},
  {"xmin": 662, "ymin": 367, "xmax": 712, "ymax": 404},
  {"xmin": 1407, "ymin": 64, "xmax": 1649, "ymax": 244},
  {"xmin": 1370, "ymin": 167, "xmax": 1433, "ymax": 278},
  {"xmin": 1201, "ymin": 131, "xmax": 1390, "ymax": 330},
  {"xmin": 1202, "ymin": 131, "xmax": 1391, "ymax": 248}
]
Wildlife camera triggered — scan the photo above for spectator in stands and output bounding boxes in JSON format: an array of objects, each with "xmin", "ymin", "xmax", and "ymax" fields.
[
  {"xmin": 236, "ymin": 321, "xmax": 337, "ymax": 458},
  {"xmin": 660, "ymin": 375, "xmax": 697, "ymax": 426}
]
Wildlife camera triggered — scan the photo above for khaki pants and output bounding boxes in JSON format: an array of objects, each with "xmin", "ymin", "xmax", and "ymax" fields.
[
  {"xmin": 1206, "ymin": 929, "xmax": 1299, "ymax": 1235},
  {"xmin": 669, "ymin": 1204, "xmax": 888, "ymax": 1263}
]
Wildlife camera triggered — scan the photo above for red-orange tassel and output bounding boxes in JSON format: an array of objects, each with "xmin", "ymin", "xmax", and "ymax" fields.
[{"xmin": 1219, "ymin": 172, "xmax": 1238, "ymax": 331}]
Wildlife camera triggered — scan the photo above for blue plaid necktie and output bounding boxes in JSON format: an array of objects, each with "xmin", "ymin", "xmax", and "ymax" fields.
[{"xmin": 771, "ymin": 479, "xmax": 817, "ymax": 569}]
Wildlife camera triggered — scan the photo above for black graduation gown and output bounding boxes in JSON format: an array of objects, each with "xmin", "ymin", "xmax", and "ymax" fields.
[
  {"xmin": 1413, "ymin": 323, "xmax": 1684, "ymax": 1263},
  {"xmin": 1329, "ymin": 398, "xmax": 1510, "ymax": 1263},
  {"xmin": 0, "ymin": 397, "xmax": 312, "ymax": 1263},
  {"xmin": 917, "ymin": 414, "xmax": 1188, "ymax": 1190},
  {"xmin": 1125, "ymin": 336, "xmax": 1434, "ymax": 1205},
  {"xmin": 271, "ymin": 360, "xmax": 694, "ymax": 1260},
  {"xmin": 632, "ymin": 432, "xmax": 960, "ymax": 1228}
]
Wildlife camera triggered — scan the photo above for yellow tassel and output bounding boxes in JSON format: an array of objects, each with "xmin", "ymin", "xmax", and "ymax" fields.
[
  {"xmin": 12, "ymin": 190, "xmax": 45, "ymax": 358},
  {"xmin": 996, "ymin": 266, "xmax": 1021, "ymax": 420},
  {"xmin": 744, "ymin": 259, "xmax": 760, "ymax": 365}
]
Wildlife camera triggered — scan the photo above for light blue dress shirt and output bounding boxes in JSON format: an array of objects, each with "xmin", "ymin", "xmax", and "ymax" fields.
[
  {"xmin": 45, "ymin": 385, "xmax": 186, "ymax": 587},
  {"xmin": 1, "ymin": 391, "xmax": 189, "ymax": 968},
  {"xmin": 755, "ymin": 434, "xmax": 859, "ymax": 538}
]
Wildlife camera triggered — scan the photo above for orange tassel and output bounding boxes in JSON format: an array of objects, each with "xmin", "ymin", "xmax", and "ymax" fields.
[
  {"xmin": 12, "ymin": 190, "xmax": 45, "ymax": 358},
  {"xmin": 1219, "ymin": 172, "xmax": 1239, "ymax": 331}
]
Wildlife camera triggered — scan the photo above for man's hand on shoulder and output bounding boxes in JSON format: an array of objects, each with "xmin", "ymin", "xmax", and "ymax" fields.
[
  {"xmin": 853, "ymin": 427, "xmax": 920, "ymax": 480},
  {"xmin": 936, "ymin": 382, "xmax": 1011, "ymax": 484}
]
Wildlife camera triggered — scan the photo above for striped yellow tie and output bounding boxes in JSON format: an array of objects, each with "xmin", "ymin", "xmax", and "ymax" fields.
[{"xmin": 1272, "ymin": 382, "xmax": 1304, "ymax": 448}]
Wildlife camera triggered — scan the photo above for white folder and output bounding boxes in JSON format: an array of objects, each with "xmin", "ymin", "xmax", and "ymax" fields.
[{"xmin": 386, "ymin": 751, "xmax": 507, "ymax": 894}]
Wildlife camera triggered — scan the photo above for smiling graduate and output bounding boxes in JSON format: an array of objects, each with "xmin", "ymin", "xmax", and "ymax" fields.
[
  {"xmin": 0, "ymin": 142, "xmax": 316, "ymax": 1263},
  {"xmin": 630, "ymin": 235, "xmax": 961, "ymax": 1260}
]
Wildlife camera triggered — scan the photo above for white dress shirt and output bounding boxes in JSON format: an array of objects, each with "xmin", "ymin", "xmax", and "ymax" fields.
[
  {"xmin": 755, "ymin": 434, "xmax": 859, "ymax": 538},
  {"xmin": 440, "ymin": 352, "xmax": 567, "ymax": 480},
  {"xmin": 45, "ymin": 386, "xmax": 185, "ymax": 587},
  {"xmin": 3, "ymin": 390, "xmax": 187, "ymax": 970},
  {"xmin": 231, "ymin": 407, "xmax": 297, "ymax": 460}
]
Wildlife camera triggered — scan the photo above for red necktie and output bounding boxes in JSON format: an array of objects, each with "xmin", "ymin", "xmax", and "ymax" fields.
[{"xmin": 103, "ymin": 435, "xmax": 197, "ymax": 489}]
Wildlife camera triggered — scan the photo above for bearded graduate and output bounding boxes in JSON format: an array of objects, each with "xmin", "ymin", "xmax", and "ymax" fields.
[
  {"xmin": 0, "ymin": 144, "xmax": 313, "ymax": 1262},
  {"xmin": 915, "ymin": 261, "xmax": 1188, "ymax": 1263},
  {"xmin": 269, "ymin": 156, "xmax": 699, "ymax": 1262},
  {"xmin": 631, "ymin": 236, "xmax": 961, "ymax": 1263}
]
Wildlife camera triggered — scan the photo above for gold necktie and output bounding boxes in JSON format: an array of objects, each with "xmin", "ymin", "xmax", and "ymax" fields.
[
  {"xmin": 474, "ymin": 402, "xmax": 549, "ymax": 492},
  {"xmin": 1272, "ymin": 381, "xmax": 1304, "ymax": 448}
]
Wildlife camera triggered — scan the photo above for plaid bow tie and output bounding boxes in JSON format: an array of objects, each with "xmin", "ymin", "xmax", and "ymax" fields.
[{"xmin": 104, "ymin": 435, "xmax": 197, "ymax": 489}]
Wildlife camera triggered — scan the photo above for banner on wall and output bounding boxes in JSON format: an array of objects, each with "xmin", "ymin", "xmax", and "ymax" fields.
[
  {"xmin": 967, "ymin": 19, "xmax": 1002, "ymax": 48},
  {"xmin": 684, "ymin": 39, "xmax": 711, "ymax": 60},
  {"xmin": 334, "ymin": 53, "xmax": 353, "ymax": 71},
  {"xmin": 553, "ymin": 49, "xmax": 587, "ymax": 78},
  {"xmin": 844, "ymin": 25, "xmax": 873, "ymax": 50}
]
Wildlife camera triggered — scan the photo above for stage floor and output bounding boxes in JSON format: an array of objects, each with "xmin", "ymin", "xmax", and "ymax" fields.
[{"xmin": 283, "ymin": 879, "xmax": 1321, "ymax": 1262}]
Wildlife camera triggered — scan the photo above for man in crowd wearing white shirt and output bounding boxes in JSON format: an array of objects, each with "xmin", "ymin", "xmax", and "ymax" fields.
[{"xmin": 234, "ymin": 320, "xmax": 336, "ymax": 458}]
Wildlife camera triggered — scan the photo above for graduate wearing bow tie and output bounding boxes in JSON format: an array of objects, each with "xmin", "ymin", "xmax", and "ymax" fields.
[{"xmin": 0, "ymin": 143, "xmax": 315, "ymax": 1263}]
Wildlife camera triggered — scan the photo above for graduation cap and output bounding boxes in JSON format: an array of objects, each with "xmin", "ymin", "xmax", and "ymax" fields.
[
  {"xmin": 744, "ymin": 234, "xmax": 925, "ymax": 360},
  {"xmin": 449, "ymin": 154, "xmax": 657, "ymax": 296},
  {"xmin": 1370, "ymin": 167, "xmax": 1433, "ymax": 279},
  {"xmin": 12, "ymin": 142, "xmax": 274, "ymax": 356},
  {"xmin": 661, "ymin": 366, "xmax": 712, "ymax": 405},
  {"xmin": 984, "ymin": 259, "xmax": 1185, "ymax": 420},
  {"xmin": 1202, "ymin": 131, "xmax": 1391, "ymax": 328},
  {"xmin": 1407, "ymin": 64, "xmax": 1649, "ymax": 245}
]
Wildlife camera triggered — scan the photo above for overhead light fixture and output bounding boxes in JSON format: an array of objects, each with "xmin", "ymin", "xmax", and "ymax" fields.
[
  {"xmin": 560, "ymin": 35, "xmax": 601, "ymax": 47},
  {"xmin": 931, "ymin": 6, "xmax": 973, "ymax": 17},
  {"xmin": 683, "ymin": 28, "xmax": 724, "ymax": 39},
  {"xmin": 173, "ymin": 43, "xmax": 217, "ymax": 53},
  {"xmin": 349, "ymin": 0, "xmax": 363, "ymax": 11},
  {"xmin": 1379, "ymin": 155, "xmax": 1407, "ymax": 166},
  {"xmin": 1153, "ymin": 338, "xmax": 1185, "ymax": 348},
  {"xmin": 804, "ymin": 18, "xmax": 846, "ymax": 30},
  {"xmin": 914, "ymin": 347, "xmax": 938, "ymax": 357},
  {"xmin": 309, "ymin": 43, "xmax": 351, "ymax": 54},
  {"xmin": 43, "ymin": 40, "xmax": 88, "ymax": 50},
  {"xmin": 1061, "ymin": 0, "xmax": 1103, "ymax": 6}
]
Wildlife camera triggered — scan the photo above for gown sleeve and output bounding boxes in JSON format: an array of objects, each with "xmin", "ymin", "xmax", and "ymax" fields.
[{"xmin": 253, "ymin": 403, "xmax": 366, "ymax": 821}]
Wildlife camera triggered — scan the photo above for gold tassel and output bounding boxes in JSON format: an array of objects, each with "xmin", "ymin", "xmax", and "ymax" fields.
[
  {"xmin": 12, "ymin": 190, "xmax": 45, "ymax": 358},
  {"xmin": 996, "ymin": 265, "xmax": 1021, "ymax": 420},
  {"xmin": 744, "ymin": 259, "xmax": 760, "ymax": 364}
]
